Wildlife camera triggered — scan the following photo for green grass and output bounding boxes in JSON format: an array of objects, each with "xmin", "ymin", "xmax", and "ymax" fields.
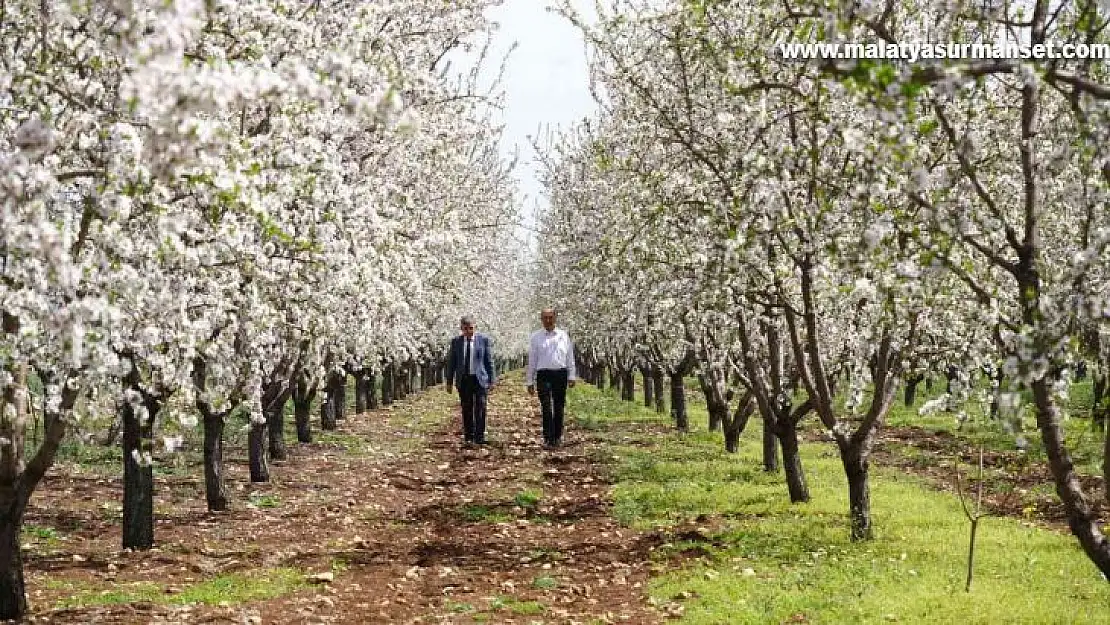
[
  {"xmin": 248, "ymin": 493, "xmax": 281, "ymax": 509},
  {"xmin": 570, "ymin": 383, "xmax": 1110, "ymax": 625},
  {"xmin": 514, "ymin": 489, "xmax": 542, "ymax": 509},
  {"xmin": 887, "ymin": 379, "xmax": 1106, "ymax": 475},
  {"xmin": 486, "ymin": 595, "xmax": 546, "ymax": 615},
  {"xmin": 461, "ymin": 504, "xmax": 514, "ymax": 523},
  {"xmin": 53, "ymin": 567, "xmax": 306, "ymax": 609}
]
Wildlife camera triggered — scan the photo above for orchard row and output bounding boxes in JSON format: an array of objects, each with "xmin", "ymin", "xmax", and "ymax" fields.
[
  {"xmin": 538, "ymin": 0, "xmax": 1110, "ymax": 579},
  {"xmin": 0, "ymin": 0, "xmax": 530, "ymax": 618}
]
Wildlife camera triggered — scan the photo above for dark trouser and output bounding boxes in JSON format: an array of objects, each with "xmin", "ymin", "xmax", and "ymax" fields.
[
  {"xmin": 458, "ymin": 375, "xmax": 487, "ymax": 443},
  {"xmin": 536, "ymin": 368, "xmax": 568, "ymax": 445}
]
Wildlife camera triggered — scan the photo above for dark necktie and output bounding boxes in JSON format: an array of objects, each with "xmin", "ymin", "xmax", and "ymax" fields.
[{"xmin": 464, "ymin": 339, "xmax": 472, "ymax": 375}]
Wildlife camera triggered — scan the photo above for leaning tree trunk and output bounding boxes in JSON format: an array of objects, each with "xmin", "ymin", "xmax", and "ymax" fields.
[
  {"xmin": 201, "ymin": 412, "xmax": 229, "ymax": 511},
  {"xmin": 1031, "ymin": 377, "xmax": 1110, "ymax": 576},
  {"xmin": 0, "ymin": 359, "xmax": 73, "ymax": 620},
  {"xmin": 670, "ymin": 372, "xmax": 688, "ymax": 431},
  {"xmin": 776, "ymin": 419, "xmax": 810, "ymax": 503},
  {"xmin": 640, "ymin": 367, "xmax": 653, "ymax": 408},
  {"xmin": 121, "ymin": 393, "xmax": 157, "ymax": 550}
]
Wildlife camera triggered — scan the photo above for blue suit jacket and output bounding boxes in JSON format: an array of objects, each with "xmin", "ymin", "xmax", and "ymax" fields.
[{"xmin": 446, "ymin": 333, "xmax": 496, "ymax": 389}]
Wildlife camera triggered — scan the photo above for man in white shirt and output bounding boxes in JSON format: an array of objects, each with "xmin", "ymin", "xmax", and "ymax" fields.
[{"xmin": 525, "ymin": 309, "xmax": 577, "ymax": 448}]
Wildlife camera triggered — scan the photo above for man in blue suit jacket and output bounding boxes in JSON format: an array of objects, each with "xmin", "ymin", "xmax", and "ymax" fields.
[{"xmin": 445, "ymin": 315, "xmax": 496, "ymax": 445}]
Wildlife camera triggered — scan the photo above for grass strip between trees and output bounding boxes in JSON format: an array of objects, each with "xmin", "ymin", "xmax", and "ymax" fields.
[{"xmin": 570, "ymin": 384, "xmax": 1110, "ymax": 624}]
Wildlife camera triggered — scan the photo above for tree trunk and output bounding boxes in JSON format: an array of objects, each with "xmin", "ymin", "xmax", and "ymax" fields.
[
  {"xmin": 367, "ymin": 372, "xmax": 379, "ymax": 409},
  {"xmin": 1093, "ymin": 372, "xmax": 1107, "ymax": 432},
  {"xmin": 266, "ymin": 399, "xmax": 288, "ymax": 461},
  {"xmin": 248, "ymin": 419, "xmax": 269, "ymax": 483},
  {"xmin": 841, "ymin": 444, "xmax": 872, "ymax": 541},
  {"xmin": 335, "ymin": 371, "xmax": 348, "ymax": 418},
  {"xmin": 1031, "ymin": 377, "xmax": 1110, "ymax": 576},
  {"xmin": 381, "ymin": 366, "xmax": 394, "ymax": 406},
  {"xmin": 641, "ymin": 367, "xmax": 653, "ymax": 407},
  {"xmin": 608, "ymin": 367, "xmax": 620, "ymax": 390},
  {"xmin": 652, "ymin": 368, "xmax": 666, "ymax": 414},
  {"xmin": 777, "ymin": 420, "xmax": 810, "ymax": 503},
  {"xmin": 762, "ymin": 421, "xmax": 779, "ymax": 472},
  {"xmin": 322, "ymin": 371, "xmax": 345, "ymax": 430},
  {"xmin": 0, "ymin": 513, "xmax": 26, "ymax": 620},
  {"xmin": 292, "ymin": 374, "xmax": 315, "ymax": 443},
  {"xmin": 202, "ymin": 413, "xmax": 228, "ymax": 512},
  {"xmin": 904, "ymin": 374, "xmax": 922, "ymax": 407},
  {"xmin": 722, "ymin": 396, "xmax": 755, "ymax": 454},
  {"xmin": 670, "ymin": 372, "xmax": 688, "ymax": 431},
  {"xmin": 354, "ymin": 371, "xmax": 368, "ymax": 414},
  {"xmin": 294, "ymin": 397, "xmax": 312, "ymax": 443},
  {"xmin": 621, "ymin": 369, "xmax": 635, "ymax": 402},
  {"xmin": 121, "ymin": 397, "xmax": 155, "ymax": 550},
  {"xmin": 595, "ymin": 365, "xmax": 606, "ymax": 390}
]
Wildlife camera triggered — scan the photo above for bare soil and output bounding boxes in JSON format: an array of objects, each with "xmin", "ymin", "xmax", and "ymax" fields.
[{"xmin": 19, "ymin": 382, "xmax": 666, "ymax": 624}]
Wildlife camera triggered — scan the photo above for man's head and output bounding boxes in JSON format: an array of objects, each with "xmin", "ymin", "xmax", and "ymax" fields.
[
  {"xmin": 460, "ymin": 315, "xmax": 476, "ymax": 338},
  {"xmin": 540, "ymin": 308, "xmax": 556, "ymax": 331}
]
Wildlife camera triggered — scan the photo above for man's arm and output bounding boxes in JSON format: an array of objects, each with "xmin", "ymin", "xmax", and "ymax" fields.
[
  {"xmin": 525, "ymin": 334, "xmax": 537, "ymax": 387},
  {"xmin": 444, "ymin": 339, "xmax": 456, "ymax": 387},
  {"xmin": 483, "ymin": 336, "xmax": 496, "ymax": 385},
  {"xmin": 566, "ymin": 333, "xmax": 577, "ymax": 382}
]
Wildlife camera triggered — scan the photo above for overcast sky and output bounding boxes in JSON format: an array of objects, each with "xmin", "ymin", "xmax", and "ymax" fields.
[{"xmin": 471, "ymin": 1, "xmax": 601, "ymax": 247}]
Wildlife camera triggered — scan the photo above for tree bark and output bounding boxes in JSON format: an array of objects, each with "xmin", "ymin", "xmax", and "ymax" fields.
[
  {"xmin": 381, "ymin": 366, "xmax": 394, "ymax": 406},
  {"xmin": 608, "ymin": 366, "xmax": 620, "ymax": 390},
  {"xmin": 335, "ymin": 371, "xmax": 348, "ymax": 418},
  {"xmin": 0, "ymin": 513, "xmax": 26, "ymax": 620},
  {"xmin": 762, "ymin": 421, "xmax": 779, "ymax": 472},
  {"xmin": 294, "ymin": 397, "xmax": 312, "ymax": 443},
  {"xmin": 354, "ymin": 370, "xmax": 367, "ymax": 413},
  {"xmin": 595, "ymin": 365, "xmax": 606, "ymax": 390},
  {"xmin": 840, "ymin": 443, "xmax": 872, "ymax": 541},
  {"xmin": 121, "ymin": 396, "xmax": 155, "ymax": 550},
  {"xmin": 640, "ymin": 366, "xmax": 653, "ymax": 407},
  {"xmin": 1093, "ymin": 372, "xmax": 1107, "ymax": 432},
  {"xmin": 621, "ymin": 369, "xmax": 635, "ymax": 402},
  {"xmin": 904, "ymin": 374, "xmax": 922, "ymax": 407},
  {"xmin": 202, "ymin": 413, "xmax": 228, "ymax": 512},
  {"xmin": 248, "ymin": 419, "xmax": 269, "ymax": 483},
  {"xmin": 669, "ymin": 372, "xmax": 688, "ymax": 431},
  {"xmin": 777, "ymin": 420, "xmax": 809, "ymax": 503},
  {"xmin": 367, "ymin": 372, "xmax": 379, "ymax": 409},
  {"xmin": 652, "ymin": 367, "xmax": 666, "ymax": 413},
  {"xmin": 266, "ymin": 401, "xmax": 287, "ymax": 461},
  {"xmin": 1031, "ymin": 377, "xmax": 1110, "ymax": 576}
]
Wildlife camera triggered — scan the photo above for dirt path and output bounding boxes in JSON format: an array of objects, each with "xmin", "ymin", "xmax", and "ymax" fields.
[{"xmin": 23, "ymin": 379, "xmax": 664, "ymax": 624}]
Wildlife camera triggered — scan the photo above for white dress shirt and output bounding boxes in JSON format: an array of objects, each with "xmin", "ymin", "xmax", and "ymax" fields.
[
  {"xmin": 462, "ymin": 336, "xmax": 477, "ymax": 374},
  {"xmin": 526, "ymin": 328, "xmax": 576, "ymax": 386}
]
